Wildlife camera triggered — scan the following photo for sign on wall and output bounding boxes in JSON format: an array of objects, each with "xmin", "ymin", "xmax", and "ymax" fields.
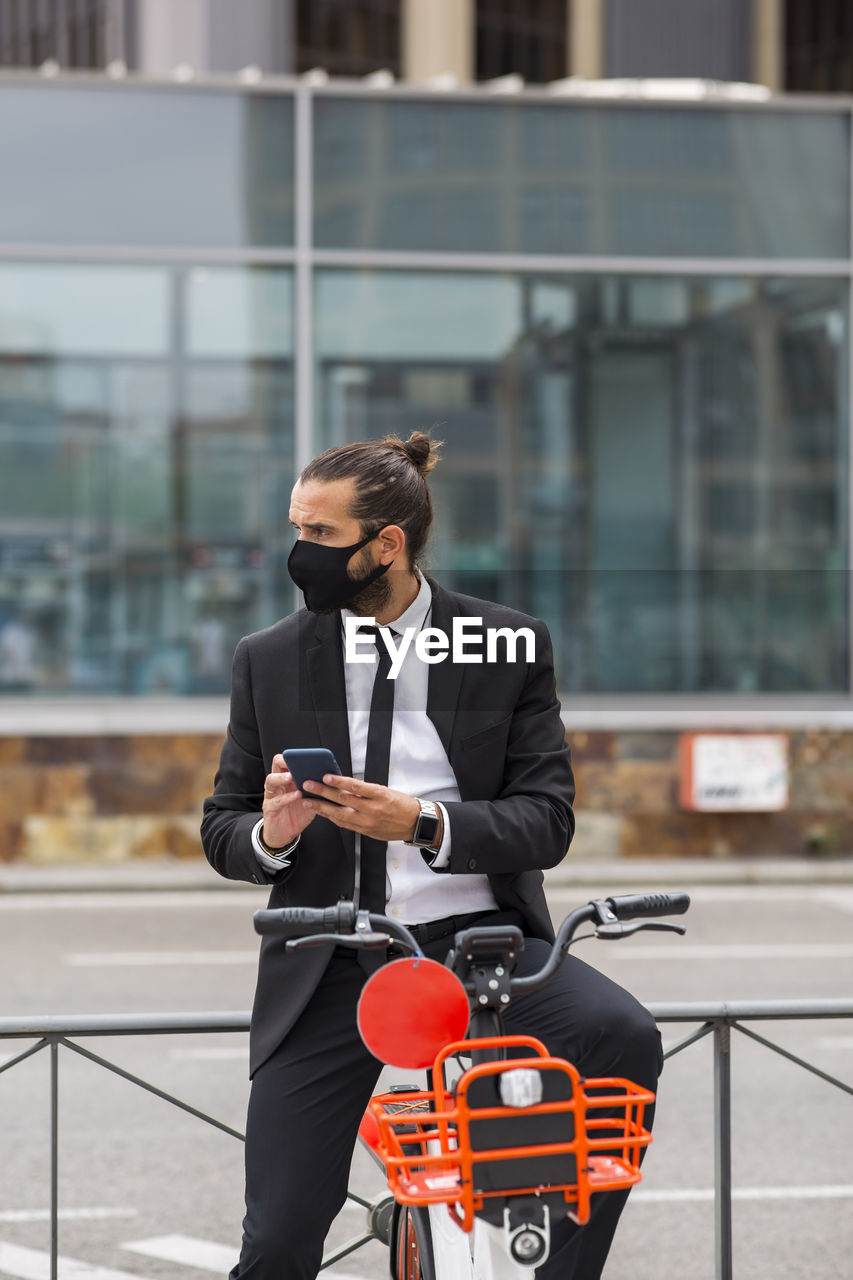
[{"xmin": 679, "ymin": 734, "xmax": 790, "ymax": 812}]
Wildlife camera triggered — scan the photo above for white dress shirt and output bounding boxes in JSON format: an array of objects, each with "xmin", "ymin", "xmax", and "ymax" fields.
[{"xmin": 254, "ymin": 573, "xmax": 498, "ymax": 924}]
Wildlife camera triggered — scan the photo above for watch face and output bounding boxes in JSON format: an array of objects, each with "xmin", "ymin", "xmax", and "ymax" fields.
[{"xmin": 415, "ymin": 813, "xmax": 440, "ymax": 845}]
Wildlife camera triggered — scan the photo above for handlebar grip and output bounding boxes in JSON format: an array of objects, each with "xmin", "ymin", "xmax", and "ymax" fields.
[
  {"xmin": 605, "ymin": 891, "xmax": 690, "ymax": 921},
  {"xmin": 253, "ymin": 904, "xmax": 356, "ymax": 938}
]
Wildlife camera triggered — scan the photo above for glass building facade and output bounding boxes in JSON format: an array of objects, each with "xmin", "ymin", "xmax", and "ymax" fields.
[{"xmin": 0, "ymin": 76, "xmax": 849, "ymax": 710}]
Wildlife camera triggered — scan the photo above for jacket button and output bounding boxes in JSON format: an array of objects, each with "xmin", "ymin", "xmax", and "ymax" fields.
[{"xmin": 467, "ymin": 858, "xmax": 477, "ymax": 870}]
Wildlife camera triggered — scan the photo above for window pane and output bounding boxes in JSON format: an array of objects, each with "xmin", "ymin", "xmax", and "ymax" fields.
[
  {"xmin": 0, "ymin": 264, "xmax": 170, "ymax": 356},
  {"xmin": 475, "ymin": 0, "xmax": 568, "ymax": 83},
  {"xmin": 314, "ymin": 269, "xmax": 848, "ymax": 693},
  {"xmin": 785, "ymin": 0, "xmax": 853, "ymax": 93},
  {"xmin": 186, "ymin": 267, "xmax": 294, "ymax": 358},
  {"xmin": 0, "ymin": 266, "xmax": 295, "ymax": 697},
  {"xmin": 296, "ymin": 0, "xmax": 401, "ymax": 77},
  {"xmin": 314, "ymin": 97, "xmax": 850, "ymax": 258},
  {"xmin": 0, "ymin": 85, "xmax": 294, "ymax": 247}
]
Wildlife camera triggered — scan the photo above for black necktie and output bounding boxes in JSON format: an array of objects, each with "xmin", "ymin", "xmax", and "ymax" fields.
[{"xmin": 359, "ymin": 627, "xmax": 395, "ymax": 913}]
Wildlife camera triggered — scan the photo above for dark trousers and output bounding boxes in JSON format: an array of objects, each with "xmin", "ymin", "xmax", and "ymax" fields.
[{"xmin": 229, "ymin": 926, "xmax": 663, "ymax": 1280}]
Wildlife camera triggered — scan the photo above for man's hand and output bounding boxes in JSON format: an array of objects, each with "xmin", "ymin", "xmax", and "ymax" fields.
[
  {"xmin": 303, "ymin": 774, "xmax": 429, "ymax": 845},
  {"xmin": 261, "ymin": 754, "xmax": 316, "ymax": 849}
]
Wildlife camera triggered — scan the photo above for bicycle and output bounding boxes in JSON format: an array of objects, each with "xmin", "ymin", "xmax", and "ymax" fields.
[{"xmin": 254, "ymin": 890, "xmax": 689, "ymax": 1278}]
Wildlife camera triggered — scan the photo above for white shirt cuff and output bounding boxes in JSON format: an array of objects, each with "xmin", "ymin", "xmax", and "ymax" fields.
[
  {"xmin": 427, "ymin": 802, "xmax": 451, "ymax": 869},
  {"xmin": 251, "ymin": 817, "xmax": 299, "ymax": 872}
]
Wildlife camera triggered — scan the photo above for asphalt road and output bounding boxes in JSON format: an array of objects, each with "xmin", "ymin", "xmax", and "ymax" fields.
[{"xmin": 1, "ymin": 881, "xmax": 851, "ymax": 1280}]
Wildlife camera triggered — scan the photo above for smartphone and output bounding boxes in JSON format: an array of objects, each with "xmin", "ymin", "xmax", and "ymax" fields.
[{"xmin": 282, "ymin": 747, "xmax": 343, "ymax": 796}]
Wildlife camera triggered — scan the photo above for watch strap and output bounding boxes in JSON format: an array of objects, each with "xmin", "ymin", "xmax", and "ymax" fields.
[{"xmin": 404, "ymin": 799, "xmax": 441, "ymax": 849}]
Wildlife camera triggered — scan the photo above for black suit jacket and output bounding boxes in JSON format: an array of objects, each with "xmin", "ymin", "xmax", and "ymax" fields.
[{"xmin": 201, "ymin": 579, "xmax": 575, "ymax": 1074}]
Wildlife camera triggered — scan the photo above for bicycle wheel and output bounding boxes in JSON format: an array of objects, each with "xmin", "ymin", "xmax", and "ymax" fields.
[{"xmin": 392, "ymin": 1203, "xmax": 436, "ymax": 1280}]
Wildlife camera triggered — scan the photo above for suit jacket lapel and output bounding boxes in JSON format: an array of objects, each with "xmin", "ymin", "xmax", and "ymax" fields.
[
  {"xmin": 426, "ymin": 581, "xmax": 464, "ymax": 759},
  {"xmin": 306, "ymin": 614, "xmax": 355, "ymax": 863}
]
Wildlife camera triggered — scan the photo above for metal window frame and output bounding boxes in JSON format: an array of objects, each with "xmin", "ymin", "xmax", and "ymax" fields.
[{"xmin": 0, "ymin": 72, "xmax": 851, "ymax": 726}]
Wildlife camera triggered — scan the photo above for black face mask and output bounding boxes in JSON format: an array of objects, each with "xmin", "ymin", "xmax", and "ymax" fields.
[{"xmin": 287, "ymin": 533, "xmax": 392, "ymax": 613}]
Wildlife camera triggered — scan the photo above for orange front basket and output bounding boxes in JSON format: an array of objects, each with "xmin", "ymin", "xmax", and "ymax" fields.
[{"xmin": 365, "ymin": 1035, "xmax": 654, "ymax": 1232}]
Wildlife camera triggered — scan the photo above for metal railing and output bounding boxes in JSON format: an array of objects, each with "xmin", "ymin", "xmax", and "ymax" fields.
[
  {"xmin": 648, "ymin": 998, "xmax": 853, "ymax": 1280},
  {"xmin": 1, "ymin": 999, "xmax": 851, "ymax": 1280}
]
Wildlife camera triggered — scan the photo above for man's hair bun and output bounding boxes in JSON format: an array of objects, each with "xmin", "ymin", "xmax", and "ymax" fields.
[
  {"xmin": 384, "ymin": 430, "xmax": 443, "ymax": 477},
  {"xmin": 302, "ymin": 429, "xmax": 443, "ymax": 567}
]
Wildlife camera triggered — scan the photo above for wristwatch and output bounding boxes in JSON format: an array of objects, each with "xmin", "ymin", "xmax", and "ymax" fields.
[{"xmin": 404, "ymin": 799, "xmax": 441, "ymax": 849}]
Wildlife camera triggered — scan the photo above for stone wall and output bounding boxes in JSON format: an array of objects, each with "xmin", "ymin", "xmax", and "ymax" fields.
[
  {"xmin": 568, "ymin": 728, "xmax": 853, "ymax": 860},
  {"xmin": 0, "ymin": 727, "xmax": 851, "ymax": 864},
  {"xmin": 0, "ymin": 734, "xmax": 222, "ymax": 865}
]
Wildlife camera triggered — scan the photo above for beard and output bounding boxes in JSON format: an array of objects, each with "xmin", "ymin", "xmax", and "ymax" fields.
[
  {"xmin": 345, "ymin": 572, "xmax": 393, "ymax": 617},
  {"xmin": 308, "ymin": 547, "xmax": 394, "ymax": 617}
]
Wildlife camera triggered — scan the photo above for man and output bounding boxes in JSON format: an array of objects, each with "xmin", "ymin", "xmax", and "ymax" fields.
[{"xmin": 202, "ymin": 431, "xmax": 661, "ymax": 1279}]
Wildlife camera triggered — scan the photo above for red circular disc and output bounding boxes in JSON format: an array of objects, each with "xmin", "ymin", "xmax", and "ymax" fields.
[{"xmin": 357, "ymin": 957, "xmax": 470, "ymax": 1068}]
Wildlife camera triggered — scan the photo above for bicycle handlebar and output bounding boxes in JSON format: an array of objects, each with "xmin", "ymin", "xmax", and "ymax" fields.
[
  {"xmin": 254, "ymin": 902, "xmax": 421, "ymax": 955},
  {"xmin": 253, "ymin": 891, "xmax": 689, "ymax": 992},
  {"xmin": 254, "ymin": 903, "xmax": 358, "ymax": 938},
  {"xmin": 506, "ymin": 891, "xmax": 690, "ymax": 995},
  {"xmin": 605, "ymin": 891, "xmax": 690, "ymax": 921}
]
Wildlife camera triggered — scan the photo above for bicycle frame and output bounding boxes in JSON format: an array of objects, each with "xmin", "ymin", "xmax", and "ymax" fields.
[{"xmin": 255, "ymin": 892, "xmax": 688, "ymax": 1276}]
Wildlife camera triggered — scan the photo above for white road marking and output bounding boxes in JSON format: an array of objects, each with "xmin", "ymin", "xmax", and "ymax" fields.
[
  {"xmin": 815, "ymin": 889, "xmax": 853, "ymax": 915},
  {"xmin": 65, "ymin": 941, "xmax": 853, "ymax": 967},
  {"xmin": 4, "ymin": 884, "xmax": 849, "ymax": 912},
  {"xmin": 0, "ymin": 1240, "xmax": 153, "ymax": 1280},
  {"xmin": 604, "ymin": 943, "xmax": 853, "ymax": 961},
  {"xmin": 65, "ymin": 950, "xmax": 257, "ymax": 967},
  {"xmin": 0, "ymin": 1211, "xmax": 136, "ymax": 1225},
  {"xmin": 0, "ymin": 891, "xmax": 265, "ymax": 912},
  {"xmin": 634, "ymin": 1184, "xmax": 853, "ymax": 1203},
  {"xmin": 817, "ymin": 1036, "xmax": 853, "ymax": 1049},
  {"xmin": 0, "ymin": 884, "xmax": 849, "ymax": 913},
  {"xmin": 690, "ymin": 886, "xmax": 843, "ymax": 903},
  {"xmin": 169, "ymin": 1047, "xmax": 247, "ymax": 1061},
  {"xmin": 122, "ymin": 1235, "xmax": 363, "ymax": 1278},
  {"xmin": 123, "ymin": 1235, "xmax": 236, "ymax": 1273},
  {"xmin": 549, "ymin": 886, "xmax": 844, "ymax": 906}
]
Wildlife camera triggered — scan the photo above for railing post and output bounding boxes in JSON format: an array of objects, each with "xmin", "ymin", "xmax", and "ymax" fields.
[
  {"xmin": 713, "ymin": 1019, "xmax": 733, "ymax": 1280},
  {"xmin": 50, "ymin": 1039, "xmax": 58, "ymax": 1280}
]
